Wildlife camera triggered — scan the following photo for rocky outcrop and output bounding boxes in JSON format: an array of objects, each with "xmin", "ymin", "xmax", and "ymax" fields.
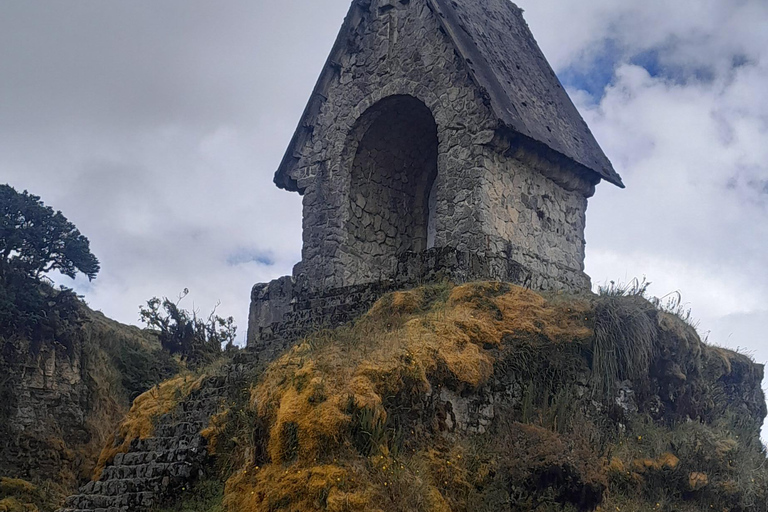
[
  {"xmin": 234, "ymin": 284, "xmax": 768, "ymax": 512},
  {"xmin": 0, "ymin": 307, "xmax": 179, "ymax": 507},
  {"xmin": 1, "ymin": 336, "xmax": 94, "ymax": 486}
]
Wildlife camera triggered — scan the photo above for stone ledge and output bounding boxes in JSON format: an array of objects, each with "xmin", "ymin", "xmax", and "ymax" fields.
[{"xmin": 247, "ymin": 247, "xmax": 589, "ymax": 351}]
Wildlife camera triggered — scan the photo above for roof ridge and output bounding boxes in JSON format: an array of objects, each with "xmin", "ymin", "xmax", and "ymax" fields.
[
  {"xmin": 274, "ymin": 0, "xmax": 624, "ymax": 190},
  {"xmin": 428, "ymin": 0, "xmax": 623, "ymax": 187}
]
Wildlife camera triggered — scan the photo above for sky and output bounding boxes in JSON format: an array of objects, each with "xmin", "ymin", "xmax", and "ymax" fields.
[{"xmin": 1, "ymin": 0, "xmax": 766, "ymax": 407}]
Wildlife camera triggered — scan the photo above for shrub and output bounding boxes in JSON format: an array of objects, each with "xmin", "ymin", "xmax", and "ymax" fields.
[
  {"xmin": 139, "ymin": 290, "xmax": 236, "ymax": 367},
  {"xmin": 0, "ymin": 275, "xmax": 86, "ymax": 354},
  {"xmin": 108, "ymin": 335, "xmax": 180, "ymax": 400}
]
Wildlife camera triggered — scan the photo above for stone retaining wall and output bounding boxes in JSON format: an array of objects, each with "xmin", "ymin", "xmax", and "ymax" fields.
[{"xmin": 248, "ymin": 247, "xmax": 589, "ymax": 348}]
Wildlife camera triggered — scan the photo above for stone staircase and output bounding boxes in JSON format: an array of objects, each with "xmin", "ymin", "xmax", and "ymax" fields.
[{"xmin": 57, "ymin": 375, "xmax": 228, "ymax": 512}]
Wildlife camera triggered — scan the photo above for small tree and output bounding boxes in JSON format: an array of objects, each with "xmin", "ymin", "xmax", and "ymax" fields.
[
  {"xmin": 139, "ymin": 289, "xmax": 236, "ymax": 366},
  {"xmin": 0, "ymin": 184, "xmax": 100, "ymax": 284},
  {"xmin": 0, "ymin": 184, "xmax": 98, "ymax": 349}
]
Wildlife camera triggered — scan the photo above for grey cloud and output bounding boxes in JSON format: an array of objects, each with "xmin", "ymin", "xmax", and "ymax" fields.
[
  {"xmin": 747, "ymin": 179, "xmax": 768, "ymax": 197},
  {"xmin": 0, "ymin": 0, "xmax": 350, "ymax": 335},
  {"xmin": 0, "ymin": 1, "xmax": 352, "ymax": 134},
  {"xmin": 2, "ymin": 0, "xmax": 767, "ymax": 389},
  {"xmin": 524, "ymin": 6, "xmax": 768, "ymax": 388}
]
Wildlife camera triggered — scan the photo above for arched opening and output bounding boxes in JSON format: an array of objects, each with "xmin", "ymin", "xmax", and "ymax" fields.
[{"xmin": 347, "ymin": 95, "xmax": 438, "ymax": 279}]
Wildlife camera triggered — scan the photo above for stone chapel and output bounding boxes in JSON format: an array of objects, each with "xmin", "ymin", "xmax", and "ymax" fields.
[{"xmin": 248, "ymin": 0, "xmax": 623, "ymax": 349}]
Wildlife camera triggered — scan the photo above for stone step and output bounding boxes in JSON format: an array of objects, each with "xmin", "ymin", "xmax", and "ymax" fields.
[
  {"xmin": 125, "ymin": 433, "xmax": 205, "ymax": 453},
  {"xmin": 56, "ymin": 375, "xmax": 234, "ymax": 512},
  {"xmin": 64, "ymin": 486, "xmax": 161, "ymax": 509}
]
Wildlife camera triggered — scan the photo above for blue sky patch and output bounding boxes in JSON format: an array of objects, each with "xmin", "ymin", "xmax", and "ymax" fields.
[
  {"xmin": 630, "ymin": 49, "xmax": 663, "ymax": 78},
  {"xmin": 557, "ymin": 36, "xmax": 727, "ymax": 102},
  {"xmin": 732, "ymin": 53, "xmax": 751, "ymax": 69},
  {"xmin": 558, "ymin": 38, "xmax": 623, "ymax": 100},
  {"xmin": 227, "ymin": 249, "xmax": 274, "ymax": 266}
]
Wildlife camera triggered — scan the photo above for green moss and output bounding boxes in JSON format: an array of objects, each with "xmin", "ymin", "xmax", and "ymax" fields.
[
  {"xmin": 105, "ymin": 333, "xmax": 180, "ymax": 401},
  {"xmin": 150, "ymin": 479, "xmax": 224, "ymax": 512},
  {"xmin": 0, "ymin": 477, "xmax": 61, "ymax": 512}
]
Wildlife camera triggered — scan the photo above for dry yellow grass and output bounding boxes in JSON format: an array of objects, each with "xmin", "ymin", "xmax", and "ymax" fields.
[
  {"xmin": 0, "ymin": 497, "xmax": 36, "ymax": 512},
  {"xmin": 93, "ymin": 374, "xmax": 205, "ymax": 479},
  {"xmin": 223, "ymin": 463, "xmax": 375, "ymax": 512},
  {"xmin": 201, "ymin": 409, "xmax": 230, "ymax": 456},
  {"xmin": 220, "ymin": 283, "xmax": 593, "ymax": 511},
  {"xmin": 129, "ymin": 282, "xmax": 765, "ymax": 512},
  {"xmin": 631, "ymin": 453, "xmax": 680, "ymax": 473},
  {"xmin": 0, "ymin": 479, "xmax": 39, "ymax": 512},
  {"xmin": 0, "ymin": 480, "xmax": 34, "ymax": 496},
  {"xmin": 688, "ymin": 472, "xmax": 709, "ymax": 491}
]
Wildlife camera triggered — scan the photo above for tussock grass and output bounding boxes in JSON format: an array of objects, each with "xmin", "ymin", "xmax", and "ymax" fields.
[
  {"xmin": 0, "ymin": 478, "xmax": 59, "ymax": 512},
  {"xmin": 0, "ymin": 498, "xmax": 30, "ymax": 512},
  {"xmin": 201, "ymin": 409, "xmax": 230, "ymax": 456},
  {"xmin": 602, "ymin": 414, "xmax": 768, "ymax": 511},
  {"xmin": 187, "ymin": 281, "xmax": 767, "ymax": 512},
  {"xmin": 0, "ymin": 480, "xmax": 34, "ymax": 496},
  {"xmin": 218, "ymin": 283, "xmax": 594, "ymax": 512},
  {"xmin": 592, "ymin": 295, "xmax": 657, "ymax": 398}
]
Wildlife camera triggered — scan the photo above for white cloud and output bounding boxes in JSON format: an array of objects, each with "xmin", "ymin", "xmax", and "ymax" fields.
[
  {"xmin": 0, "ymin": 1, "xmax": 356, "ymax": 341},
  {"xmin": 516, "ymin": 0, "xmax": 768, "ymax": 363},
  {"xmin": 519, "ymin": 0, "xmax": 768, "ymax": 73},
  {"xmin": 519, "ymin": 0, "xmax": 768, "ymax": 438},
  {"xmin": 1, "ymin": 0, "xmax": 766, "ymax": 428}
]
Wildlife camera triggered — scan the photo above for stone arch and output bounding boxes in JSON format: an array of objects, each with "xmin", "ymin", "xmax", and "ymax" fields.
[{"xmin": 345, "ymin": 95, "xmax": 439, "ymax": 280}]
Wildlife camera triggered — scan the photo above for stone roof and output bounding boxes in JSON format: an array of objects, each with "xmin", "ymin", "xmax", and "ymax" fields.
[{"xmin": 274, "ymin": 0, "xmax": 624, "ymax": 191}]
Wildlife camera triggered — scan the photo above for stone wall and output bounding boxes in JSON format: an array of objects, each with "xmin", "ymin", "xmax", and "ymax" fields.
[
  {"xmin": 290, "ymin": 0, "xmax": 499, "ymax": 291},
  {"xmin": 248, "ymin": 247, "xmax": 555, "ymax": 348},
  {"xmin": 346, "ymin": 95, "xmax": 438, "ymax": 283},
  {"xmin": 478, "ymin": 140, "xmax": 594, "ymax": 290},
  {"xmin": 279, "ymin": 0, "xmax": 594, "ymax": 296}
]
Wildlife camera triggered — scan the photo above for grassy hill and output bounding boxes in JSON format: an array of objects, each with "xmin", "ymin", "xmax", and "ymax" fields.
[{"xmin": 140, "ymin": 282, "xmax": 767, "ymax": 512}]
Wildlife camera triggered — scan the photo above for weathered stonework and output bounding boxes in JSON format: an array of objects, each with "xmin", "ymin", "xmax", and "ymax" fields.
[
  {"xmin": 249, "ymin": 247, "xmax": 533, "ymax": 358},
  {"xmin": 56, "ymin": 376, "xmax": 227, "ymax": 512},
  {"xmin": 346, "ymin": 96, "xmax": 439, "ymax": 283},
  {"xmin": 248, "ymin": 0, "xmax": 623, "ymax": 347},
  {"xmin": 0, "ymin": 309, "xmax": 178, "ymax": 498}
]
